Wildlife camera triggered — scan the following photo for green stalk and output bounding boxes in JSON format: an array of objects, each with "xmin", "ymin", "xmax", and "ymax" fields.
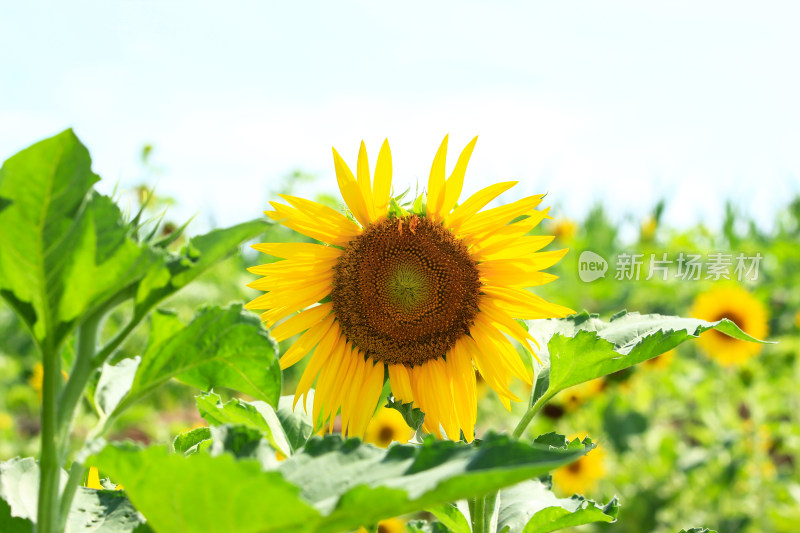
[
  {"xmin": 470, "ymin": 495, "xmax": 486, "ymax": 533},
  {"xmin": 37, "ymin": 340, "xmax": 61, "ymax": 533},
  {"xmin": 511, "ymin": 396, "xmax": 547, "ymax": 440}
]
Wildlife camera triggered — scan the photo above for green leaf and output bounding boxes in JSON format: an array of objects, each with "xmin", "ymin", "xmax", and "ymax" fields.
[
  {"xmin": 0, "ymin": 458, "xmax": 38, "ymax": 533},
  {"xmin": 207, "ymin": 424, "xmax": 277, "ymax": 464},
  {"xmin": 92, "ymin": 444, "xmax": 320, "ymax": 533},
  {"xmin": 65, "ymin": 488, "xmax": 146, "ymax": 533},
  {"xmin": 93, "ymin": 433, "xmax": 592, "ymax": 533},
  {"xmin": 496, "ymin": 479, "xmax": 618, "ymax": 533},
  {"xmin": 0, "ymin": 130, "xmax": 158, "ymax": 350},
  {"xmin": 385, "ymin": 395, "xmax": 425, "ymax": 433},
  {"xmin": 196, "ymin": 392, "xmax": 291, "ymax": 457},
  {"xmin": 113, "ymin": 305, "xmax": 280, "ymax": 416},
  {"xmin": 527, "ymin": 311, "xmax": 769, "ymax": 410},
  {"xmin": 95, "ymin": 357, "xmax": 141, "ymax": 418},
  {"xmin": 0, "ymin": 458, "xmax": 145, "ymax": 533},
  {"xmin": 678, "ymin": 529, "xmax": 718, "ymax": 533},
  {"xmin": 275, "ymin": 392, "xmax": 317, "ymax": 453},
  {"xmin": 173, "ymin": 427, "xmax": 212, "ymax": 455},
  {"xmin": 426, "ymin": 503, "xmax": 471, "ymax": 533}
]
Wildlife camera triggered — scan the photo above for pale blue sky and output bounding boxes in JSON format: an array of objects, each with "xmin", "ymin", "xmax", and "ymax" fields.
[{"xmin": 1, "ymin": 1, "xmax": 798, "ymax": 234}]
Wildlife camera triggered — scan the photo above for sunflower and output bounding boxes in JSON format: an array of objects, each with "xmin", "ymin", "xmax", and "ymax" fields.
[
  {"xmin": 690, "ymin": 285, "xmax": 768, "ymax": 366},
  {"xmin": 364, "ymin": 407, "xmax": 414, "ymax": 448},
  {"xmin": 246, "ymin": 136, "xmax": 572, "ymax": 441},
  {"xmin": 356, "ymin": 518, "xmax": 406, "ymax": 533},
  {"xmin": 551, "ymin": 441, "xmax": 605, "ymax": 496}
]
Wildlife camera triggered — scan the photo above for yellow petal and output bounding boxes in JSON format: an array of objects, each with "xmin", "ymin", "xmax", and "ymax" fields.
[
  {"xmin": 341, "ymin": 351, "xmax": 368, "ymax": 436},
  {"xmin": 295, "ymin": 321, "xmax": 342, "ymax": 410},
  {"xmin": 279, "ymin": 314, "xmax": 335, "ymax": 370},
  {"xmin": 462, "ymin": 334, "xmax": 520, "ymax": 404},
  {"xmin": 373, "ymin": 139, "xmax": 393, "ymax": 217},
  {"xmin": 472, "ymin": 313, "xmax": 534, "ymax": 382},
  {"xmin": 350, "ymin": 359, "xmax": 385, "ymax": 437},
  {"xmin": 427, "ymin": 135, "xmax": 449, "ymax": 220},
  {"xmin": 446, "ymin": 347, "xmax": 476, "ymax": 442},
  {"xmin": 332, "ymin": 147, "xmax": 372, "ymax": 227},
  {"xmin": 458, "ymin": 196, "xmax": 545, "ymax": 241},
  {"xmin": 270, "ymin": 303, "xmax": 333, "ymax": 342},
  {"xmin": 472, "ymin": 235, "xmax": 554, "ymax": 261},
  {"xmin": 247, "ymin": 256, "xmax": 338, "ymax": 276},
  {"xmin": 279, "ymin": 195, "xmax": 362, "ymax": 235},
  {"xmin": 445, "ymin": 181, "xmax": 517, "ymax": 229},
  {"xmin": 245, "ymin": 278, "xmax": 331, "ymax": 309},
  {"xmin": 440, "ymin": 136, "xmax": 478, "ymax": 216},
  {"xmin": 479, "ymin": 263, "xmax": 559, "ymax": 288},
  {"xmin": 86, "ymin": 466, "xmax": 102, "ymax": 490},
  {"xmin": 356, "ymin": 141, "xmax": 376, "ymax": 221},
  {"xmin": 388, "ymin": 364, "xmax": 414, "ymax": 403},
  {"xmin": 251, "ymin": 242, "xmax": 343, "ymax": 261},
  {"xmin": 313, "ymin": 337, "xmax": 350, "ymax": 426},
  {"xmin": 482, "ymin": 286, "xmax": 575, "ymax": 319}
]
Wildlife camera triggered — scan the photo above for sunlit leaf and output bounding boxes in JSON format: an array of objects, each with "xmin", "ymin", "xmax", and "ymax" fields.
[
  {"xmin": 527, "ymin": 311, "xmax": 769, "ymax": 411},
  {"xmin": 112, "ymin": 305, "xmax": 280, "ymax": 416},
  {"xmin": 196, "ymin": 392, "xmax": 291, "ymax": 457},
  {"xmin": 93, "ymin": 433, "xmax": 592, "ymax": 533},
  {"xmin": 496, "ymin": 479, "xmax": 618, "ymax": 533}
]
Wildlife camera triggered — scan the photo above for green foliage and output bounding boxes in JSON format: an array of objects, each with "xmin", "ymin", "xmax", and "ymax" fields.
[
  {"xmin": 526, "ymin": 311, "xmax": 768, "ymax": 416},
  {"xmin": 0, "ymin": 458, "xmax": 147, "ymax": 533},
  {"xmin": 496, "ymin": 480, "xmax": 618, "ymax": 533},
  {"xmin": 386, "ymin": 395, "xmax": 426, "ymax": 433},
  {"xmin": 0, "ymin": 130, "xmax": 157, "ymax": 350},
  {"xmin": 111, "ymin": 305, "xmax": 280, "ymax": 418},
  {"xmin": 92, "ymin": 433, "xmax": 593, "ymax": 533}
]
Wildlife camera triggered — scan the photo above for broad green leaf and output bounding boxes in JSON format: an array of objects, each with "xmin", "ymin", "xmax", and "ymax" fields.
[
  {"xmin": 196, "ymin": 392, "xmax": 291, "ymax": 457},
  {"xmin": 527, "ymin": 311, "xmax": 769, "ymax": 411},
  {"xmin": 113, "ymin": 305, "xmax": 280, "ymax": 416},
  {"xmin": 207, "ymin": 424, "xmax": 278, "ymax": 464},
  {"xmin": 94, "ymin": 433, "xmax": 592, "ymax": 533},
  {"xmin": 0, "ymin": 458, "xmax": 145, "ymax": 533},
  {"xmin": 678, "ymin": 529, "xmax": 717, "ymax": 533},
  {"xmin": 0, "ymin": 131, "xmax": 158, "ymax": 350},
  {"xmin": 173, "ymin": 427, "xmax": 212, "ymax": 455},
  {"xmin": 65, "ymin": 488, "xmax": 145, "ymax": 533},
  {"xmin": 496, "ymin": 479, "xmax": 618, "ymax": 533},
  {"xmin": 92, "ymin": 444, "xmax": 320, "ymax": 533}
]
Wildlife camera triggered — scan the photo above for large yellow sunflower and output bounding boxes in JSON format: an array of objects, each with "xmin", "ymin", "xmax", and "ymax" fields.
[
  {"xmin": 690, "ymin": 285, "xmax": 768, "ymax": 366},
  {"xmin": 246, "ymin": 136, "xmax": 573, "ymax": 441}
]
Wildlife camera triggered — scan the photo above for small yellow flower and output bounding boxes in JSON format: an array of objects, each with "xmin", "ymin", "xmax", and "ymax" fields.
[
  {"xmin": 551, "ymin": 218, "xmax": 578, "ymax": 242},
  {"xmin": 690, "ymin": 285, "xmax": 769, "ymax": 366},
  {"xmin": 86, "ymin": 466, "xmax": 103, "ymax": 490},
  {"xmin": 640, "ymin": 216, "xmax": 657, "ymax": 241},
  {"xmin": 552, "ymin": 441, "xmax": 605, "ymax": 496},
  {"xmin": 643, "ymin": 349, "xmax": 675, "ymax": 370},
  {"xmin": 0, "ymin": 412, "xmax": 13, "ymax": 431},
  {"xmin": 364, "ymin": 408, "xmax": 414, "ymax": 448},
  {"xmin": 557, "ymin": 378, "xmax": 604, "ymax": 411},
  {"xmin": 357, "ymin": 518, "xmax": 406, "ymax": 533}
]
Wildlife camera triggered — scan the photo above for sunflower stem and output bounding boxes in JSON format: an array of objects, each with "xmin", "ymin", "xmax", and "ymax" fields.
[
  {"xmin": 511, "ymin": 396, "xmax": 547, "ymax": 440},
  {"xmin": 36, "ymin": 340, "xmax": 61, "ymax": 533},
  {"xmin": 57, "ymin": 462, "xmax": 86, "ymax": 532},
  {"xmin": 470, "ymin": 495, "xmax": 486, "ymax": 533}
]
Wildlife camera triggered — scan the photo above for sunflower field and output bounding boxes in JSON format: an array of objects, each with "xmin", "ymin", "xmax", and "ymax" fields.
[{"xmin": 0, "ymin": 130, "xmax": 797, "ymax": 533}]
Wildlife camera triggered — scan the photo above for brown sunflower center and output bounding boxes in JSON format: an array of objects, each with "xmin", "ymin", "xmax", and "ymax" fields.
[{"xmin": 331, "ymin": 215, "xmax": 481, "ymax": 366}]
